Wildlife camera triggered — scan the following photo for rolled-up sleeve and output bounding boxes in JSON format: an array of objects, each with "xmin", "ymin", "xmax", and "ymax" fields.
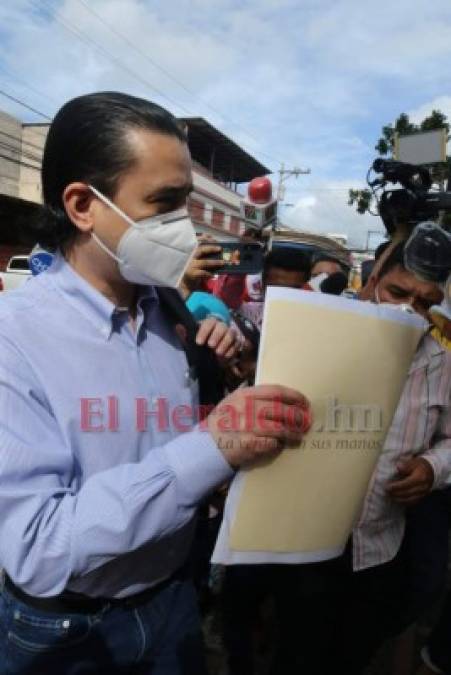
[{"xmin": 0, "ymin": 339, "xmax": 232, "ymax": 597}]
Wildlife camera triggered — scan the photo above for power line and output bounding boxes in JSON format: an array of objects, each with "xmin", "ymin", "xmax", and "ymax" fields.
[
  {"xmin": 0, "ymin": 141, "xmax": 42, "ymax": 166},
  {"xmin": 73, "ymin": 0, "xmax": 283, "ymax": 166},
  {"xmin": 0, "ymin": 152, "xmax": 41, "ymax": 171},
  {"xmin": 0, "ymin": 1, "xmax": 289, "ymax": 175},
  {"xmin": 0, "ymin": 63, "xmax": 60, "ymax": 109},
  {"xmin": 0, "ymin": 145, "xmax": 41, "ymax": 165},
  {"xmin": 30, "ymin": 0, "xmax": 195, "ymax": 118},
  {"xmin": 0, "ymin": 90, "xmax": 51, "ymax": 121},
  {"xmin": 297, "ymin": 187, "xmax": 367, "ymax": 192},
  {"xmin": 0, "ymin": 132, "xmax": 45, "ymax": 161},
  {"xmin": 0, "ymin": 175, "xmax": 39, "ymax": 186},
  {"xmin": 0, "ymin": 129, "xmax": 46, "ymax": 154},
  {"xmin": 32, "ymin": 0, "xmax": 283, "ymax": 168}
]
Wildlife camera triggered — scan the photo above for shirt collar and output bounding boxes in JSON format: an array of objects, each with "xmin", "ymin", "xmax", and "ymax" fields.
[{"xmin": 45, "ymin": 252, "xmax": 158, "ymax": 340}]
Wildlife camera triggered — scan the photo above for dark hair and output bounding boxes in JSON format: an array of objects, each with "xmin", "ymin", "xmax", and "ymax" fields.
[
  {"xmin": 35, "ymin": 92, "xmax": 186, "ymax": 251},
  {"xmin": 311, "ymin": 252, "xmax": 349, "ymax": 273},
  {"xmin": 377, "ymin": 242, "xmax": 406, "ymax": 280},
  {"xmin": 263, "ymin": 246, "xmax": 312, "ymax": 283},
  {"xmin": 360, "ymin": 259, "xmax": 374, "ymax": 287}
]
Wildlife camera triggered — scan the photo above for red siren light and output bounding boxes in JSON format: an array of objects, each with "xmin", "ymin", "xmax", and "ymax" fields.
[{"xmin": 248, "ymin": 176, "xmax": 273, "ymax": 204}]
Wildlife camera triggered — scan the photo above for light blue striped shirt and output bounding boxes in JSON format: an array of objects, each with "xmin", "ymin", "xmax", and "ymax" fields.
[{"xmin": 0, "ymin": 253, "xmax": 232, "ymax": 598}]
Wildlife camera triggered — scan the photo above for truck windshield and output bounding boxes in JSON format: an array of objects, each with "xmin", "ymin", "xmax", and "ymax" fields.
[{"xmin": 9, "ymin": 258, "xmax": 30, "ymax": 271}]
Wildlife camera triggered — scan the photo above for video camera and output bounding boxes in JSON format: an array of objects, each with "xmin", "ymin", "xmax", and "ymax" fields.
[
  {"xmin": 369, "ymin": 158, "xmax": 451, "ymax": 237},
  {"xmin": 369, "ymin": 158, "xmax": 451, "ymax": 317}
]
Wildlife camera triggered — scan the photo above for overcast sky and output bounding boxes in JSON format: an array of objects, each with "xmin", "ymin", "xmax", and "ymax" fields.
[{"xmin": 1, "ymin": 0, "xmax": 450, "ymax": 247}]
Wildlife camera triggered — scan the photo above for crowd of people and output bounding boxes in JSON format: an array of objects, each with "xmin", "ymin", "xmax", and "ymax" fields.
[
  {"xmin": 0, "ymin": 91, "xmax": 449, "ymax": 675},
  {"xmin": 184, "ymin": 235, "xmax": 451, "ymax": 675}
]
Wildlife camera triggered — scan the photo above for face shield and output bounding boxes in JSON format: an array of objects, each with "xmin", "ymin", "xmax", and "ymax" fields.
[{"xmin": 404, "ymin": 221, "xmax": 451, "ymax": 320}]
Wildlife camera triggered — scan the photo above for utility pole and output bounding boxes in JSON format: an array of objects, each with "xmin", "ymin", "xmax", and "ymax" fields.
[
  {"xmin": 276, "ymin": 162, "xmax": 311, "ymax": 202},
  {"xmin": 275, "ymin": 163, "xmax": 311, "ymax": 230}
]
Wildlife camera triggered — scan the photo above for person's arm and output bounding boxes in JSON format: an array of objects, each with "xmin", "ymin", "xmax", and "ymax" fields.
[
  {"xmin": 0, "ymin": 338, "xmax": 232, "ymax": 597},
  {"xmin": 387, "ymin": 350, "xmax": 451, "ymax": 504},
  {"xmin": 179, "ymin": 244, "xmax": 225, "ymax": 300},
  {"xmin": 387, "ymin": 408, "xmax": 451, "ymax": 505},
  {"xmin": 0, "ymin": 337, "xmax": 309, "ymax": 598}
]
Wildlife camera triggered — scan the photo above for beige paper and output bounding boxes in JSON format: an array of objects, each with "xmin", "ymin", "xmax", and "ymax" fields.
[{"xmin": 229, "ymin": 289, "xmax": 425, "ymax": 553}]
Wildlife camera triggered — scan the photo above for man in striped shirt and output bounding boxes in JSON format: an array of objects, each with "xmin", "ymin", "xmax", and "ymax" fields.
[
  {"xmin": 274, "ymin": 242, "xmax": 450, "ymax": 675},
  {"xmin": 353, "ymin": 242, "xmax": 450, "ymax": 572},
  {"xmin": 339, "ymin": 242, "xmax": 449, "ymax": 671}
]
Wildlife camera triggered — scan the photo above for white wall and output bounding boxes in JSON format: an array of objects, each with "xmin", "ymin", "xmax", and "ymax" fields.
[{"xmin": 0, "ymin": 111, "xmax": 23, "ymax": 198}]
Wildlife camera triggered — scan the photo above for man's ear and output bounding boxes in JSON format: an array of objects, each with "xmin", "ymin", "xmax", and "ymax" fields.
[
  {"xmin": 62, "ymin": 183, "xmax": 97, "ymax": 234},
  {"xmin": 359, "ymin": 274, "xmax": 377, "ymax": 301},
  {"xmin": 359, "ymin": 237, "xmax": 399, "ymax": 301}
]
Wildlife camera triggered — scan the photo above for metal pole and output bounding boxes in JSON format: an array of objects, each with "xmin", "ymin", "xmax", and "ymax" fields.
[{"xmin": 276, "ymin": 162, "xmax": 285, "ymax": 202}]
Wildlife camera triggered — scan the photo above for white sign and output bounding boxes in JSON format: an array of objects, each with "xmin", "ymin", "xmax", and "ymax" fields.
[
  {"xmin": 239, "ymin": 199, "xmax": 277, "ymax": 230},
  {"xmin": 394, "ymin": 128, "xmax": 447, "ymax": 165}
]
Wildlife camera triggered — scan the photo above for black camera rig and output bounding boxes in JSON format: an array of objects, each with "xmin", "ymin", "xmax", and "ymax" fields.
[{"xmin": 369, "ymin": 158, "xmax": 451, "ymax": 285}]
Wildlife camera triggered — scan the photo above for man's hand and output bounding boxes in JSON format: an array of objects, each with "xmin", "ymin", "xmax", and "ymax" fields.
[
  {"xmin": 386, "ymin": 457, "xmax": 435, "ymax": 505},
  {"xmin": 207, "ymin": 384, "xmax": 312, "ymax": 468},
  {"xmin": 227, "ymin": 344, "xmax": 257, "ymax": 384},
  {"xmin": 179, "ymin": 244, "xmax": 225, "ymax": 299}
]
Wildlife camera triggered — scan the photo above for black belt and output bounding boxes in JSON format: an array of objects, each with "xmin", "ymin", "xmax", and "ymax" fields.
[{"xmin": 3, "ymin": 569, "xmax": 185, "ymax": 615}]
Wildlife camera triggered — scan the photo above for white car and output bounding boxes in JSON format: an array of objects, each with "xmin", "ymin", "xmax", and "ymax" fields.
[{"xmin": 0, "ymin": 255, "xmax": 31, "ymax": 291}]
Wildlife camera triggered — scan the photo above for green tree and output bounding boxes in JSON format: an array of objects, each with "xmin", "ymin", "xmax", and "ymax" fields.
[
  {"xmin": 348, "ymin": 188, "xmax": 373, "ymax": 214},
  {"xmin": 348, "ymin": 110, "xmax": 451, "ymax": 215}
]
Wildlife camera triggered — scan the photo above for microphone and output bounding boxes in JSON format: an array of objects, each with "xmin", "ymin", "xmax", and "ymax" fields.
[
  {"xmin": 320, "ymin": 272, "xmax": 349, "ymax": 296},
  {"xmin": 29, "ymin": 246, "xmax": 54, "ymax": 276},
  {"xmin": 240, "ymin": 176, "xmax": 278, "ymax": 231},
  {"xmin": 185, "ymin": 291, "xmax": 231, "ymax": 325}
]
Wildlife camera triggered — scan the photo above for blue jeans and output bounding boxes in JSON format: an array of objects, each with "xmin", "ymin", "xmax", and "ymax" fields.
[{"xmin": 0, "ymin": 577, "xmax": 207, "ymax": 675}]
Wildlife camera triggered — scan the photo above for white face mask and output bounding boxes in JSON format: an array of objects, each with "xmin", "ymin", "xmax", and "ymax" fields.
[
  {"xmin": 88, "ymin": 185, "xmax": 197, "ymax": 288},
  {"xmin": 309, "ymin": 272, "xmax": 328, "ymax": 292},
  {"xmin": 374, "ymin": 284, "xmax": 415, "ymax": 313}
]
